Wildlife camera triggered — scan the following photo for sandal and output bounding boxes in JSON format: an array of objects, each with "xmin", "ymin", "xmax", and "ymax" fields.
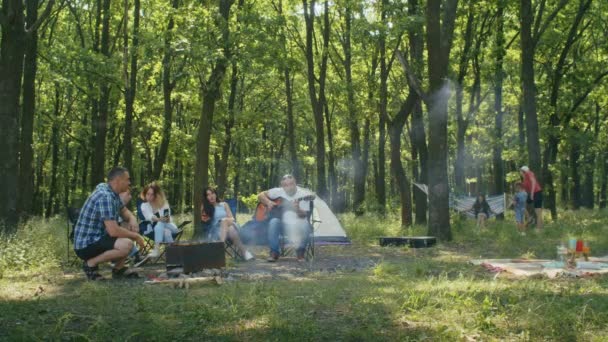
[{"xmin": 83, "ymin": 262, "xmax": 104, "ymax": 281}]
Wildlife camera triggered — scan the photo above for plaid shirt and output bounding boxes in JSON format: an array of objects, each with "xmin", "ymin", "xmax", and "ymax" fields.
[{"xmin": 73, "ymin": 183, "xmax": 124, "ymax": 250}]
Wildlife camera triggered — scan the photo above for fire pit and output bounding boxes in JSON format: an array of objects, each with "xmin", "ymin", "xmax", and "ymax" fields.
[{"xmin": 165, "ymin": 241, "xmax": 225, "ymax": 273}]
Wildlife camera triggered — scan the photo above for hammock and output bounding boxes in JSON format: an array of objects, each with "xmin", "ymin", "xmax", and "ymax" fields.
[{"xmin": 414, "ymin": 183, "xmax": 506, "ymax": 218}]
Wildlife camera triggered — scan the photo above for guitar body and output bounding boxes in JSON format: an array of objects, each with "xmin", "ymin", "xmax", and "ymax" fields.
[{"xmin": 254, "ymin": 195, "xmax": 315, "ymax": 222}]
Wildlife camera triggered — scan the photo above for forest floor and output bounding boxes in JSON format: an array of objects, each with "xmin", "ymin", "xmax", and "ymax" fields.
[{"xmin": 1, "ymin": 210, "xmax": 608, "ymax": 340}]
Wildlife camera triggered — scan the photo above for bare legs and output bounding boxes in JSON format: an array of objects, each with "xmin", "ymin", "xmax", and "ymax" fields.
[
  {"xmin": 219, "ymin": 218, "xmax": 249, "ymax": 256},
  {"xmin": 476, "ymin": 214, "xmax": 487, "ymax": 229},
  {"xmin": 86, "ymin": 238, "xmax": 132, "ymax": 269}
]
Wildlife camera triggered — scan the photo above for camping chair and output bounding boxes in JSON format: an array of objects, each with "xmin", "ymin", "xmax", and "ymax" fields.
[
  {"xmin": 279, "ymin": 200, "xmax": 316, "ymax": 261},
  {"xmin": 65, "ymin": 207, "xmax": 81, "ymax": 266},
  {"xmin": 133, "ymin": 198, "xmax": 189, "ymax": 266},
  {"xmin": 223, "ymin": 198, "xmax": 245, "ymax": 260}
]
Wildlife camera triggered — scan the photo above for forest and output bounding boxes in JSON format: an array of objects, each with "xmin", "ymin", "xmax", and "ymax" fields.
[{"xmin": 2, "ymin": 0, "xmax": 608, "ymax": 239}]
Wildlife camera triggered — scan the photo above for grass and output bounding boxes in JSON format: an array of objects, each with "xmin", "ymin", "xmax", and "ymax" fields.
[{"xmin": 1, "ymin": 209, "xmax": 608, "ymax": 340}]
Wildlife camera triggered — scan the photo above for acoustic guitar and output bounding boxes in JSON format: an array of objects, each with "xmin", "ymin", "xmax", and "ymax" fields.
[{"xmin": 254, "ymin": 194, "xmax": 316, "ymax": 221}]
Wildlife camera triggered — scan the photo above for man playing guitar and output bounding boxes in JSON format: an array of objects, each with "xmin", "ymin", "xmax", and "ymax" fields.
[{"xmin": 257, "ymin": 174, "xmax": 315, "ymax": 262}]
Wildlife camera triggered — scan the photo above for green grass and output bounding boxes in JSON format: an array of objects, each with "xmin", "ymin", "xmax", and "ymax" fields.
[{"xmin": 1, "ymin": 209, "xmax": 608, "ymax": 340}]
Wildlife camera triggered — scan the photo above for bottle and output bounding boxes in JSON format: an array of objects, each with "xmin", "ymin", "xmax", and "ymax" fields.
[{"xmin": 557, "ymin": 243, "xmax": 567, "ymax": 262}]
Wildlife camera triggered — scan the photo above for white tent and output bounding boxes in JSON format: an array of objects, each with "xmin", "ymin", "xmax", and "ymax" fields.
[{"xmin": 310, "ymin": 197, "xmax": 350, "ymax": 244}]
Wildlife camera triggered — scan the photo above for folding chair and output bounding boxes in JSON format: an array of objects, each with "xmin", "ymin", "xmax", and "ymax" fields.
[
  {"xmin": 134, "ymin": 198, "xmax": 190, "ymax": 266},
  {"xmin": 223, "ymin": 198, "xmax": 245, "ymax": 260},
  {"xmin": 279, "ymin": 200, "xmax": 316, "ymax": 261},
  {"xmin": 65, "ymin": 207, "xmax": 81, "ymax": 266}
]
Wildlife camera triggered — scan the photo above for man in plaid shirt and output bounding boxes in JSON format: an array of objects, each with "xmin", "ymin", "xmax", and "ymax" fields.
[{"xmin": 74, "ymin": 167, "xmax": 145, "ymax": 280}]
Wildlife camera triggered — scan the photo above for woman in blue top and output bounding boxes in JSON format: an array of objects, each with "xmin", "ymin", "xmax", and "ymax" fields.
[{"xmin": 201, "ymin": 187, "xmax": 254, "ymax": 260}]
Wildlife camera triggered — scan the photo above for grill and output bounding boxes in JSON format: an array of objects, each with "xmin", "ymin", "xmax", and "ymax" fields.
[
  {"xmin": 379, "ymin": 236, "xmax": 437, "ymax": 248},
  {"xmin": 165, "ymin": 241, "xmax": 225, "ymax": 273}
]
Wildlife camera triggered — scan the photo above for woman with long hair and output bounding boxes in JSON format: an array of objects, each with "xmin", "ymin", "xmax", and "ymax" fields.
[
  {"xmin": 201, "ymin": 187, "xmax": 254, "ymax": 260},
  {"xmin": 139, "ymin": 182, "xmax": 180, "ymax": 257},
  {"xmin": 472, "ymin": 194, "xmax": 492, "ymax": 229}
]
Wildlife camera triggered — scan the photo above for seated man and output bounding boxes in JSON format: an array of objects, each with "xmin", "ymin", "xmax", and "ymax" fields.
[
  {"xmin": 257, "ymin": 174, "xmax": 314, "ymax": 262},
  {"xmin": 73, "ymin": 167, "xmax": 146, "ymax": 280}
]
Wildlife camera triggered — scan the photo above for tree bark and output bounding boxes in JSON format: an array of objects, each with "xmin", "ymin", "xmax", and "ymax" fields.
[
  {"xmin": 454, "ymin": 1, "xmax": 474, "ymax": 193},
  {"xmin": 543, "ymin": 0, "xmax": 591, "ymax": 219},
  {"xmin": 216, "ymin": 63, "xmax": 239, "ymax": 197},
  {"xmin": 389, "ymin": 92, "xmax": 417, "ymax": 227},
  {"xmin": 92, "ymin": 0, "xmax": 112, "ymax": 184},
  {"xmin": 17, "ymin": 0, "xmax": 40, "ymax": 219},
  {"xmin": 425, "ymin": 0, "xmax": 458, "ymax": 241},
  {"xmin": 340, "ymin": 5, "xmax": 363, "ymax": 214},
  {"xmin": 47, "ymin": 88, "xmax": 62, "ymax": 218},
  {"xmin": 153, "ymin": 0, "xmax": 180, "ymax": 180},
  {"xmin": 492, "ymin": 0, "xmax": 506, "ymax": 219},
  {"xmin": 302, "ymin": 0, "xmax": 328, "ymax": 200},
  {"xmin": 123, "ymin": 0, "xmax": 141, "ymax": 173},
  {"xmin": 193, "ymin": 0, "xmax": 234, "ymax": 237},
  {"xmin": 0, "ymin": 0, "xmax": 27, "ymax": 228}
]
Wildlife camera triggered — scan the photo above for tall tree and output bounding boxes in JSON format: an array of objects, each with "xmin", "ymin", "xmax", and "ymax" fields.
[
  {"xmin": 519, "ymin": 0, "xmax": 568, "ymax": 172},
  {"xmin": 492, "ymin": 0, "xmax": 506, "ymax": 217},
  {"xmin": 153, "ymin": 0, "xmax": 180, "ymax": 180},
  {"xmin": 425, "ymin": 0, "xmax": 458, "ymax": 241},
  {"xmin": 302, "ymin": 0, "xmax": 329, "ymax": 200},
  {"xmin": 543, "ymin": 0, "xmax": 592, "ymax": 219},
  {"xmin": 91, "ymin": 0, "xmax": 113, "ymax": 184},
  {"xmin": 17, "ymin": 0, "xmax": 40, "ymax": 218},
  {"xmin": 0, "ymin": 0, "xmax": 53, "ymax": 228},
  {"xmin": 123, "ymin": 0, "xmax": 142, "ymax": 173},
  {"xmin": 193, "ymin": 0, "xmax": 234, "ymax": 237}
]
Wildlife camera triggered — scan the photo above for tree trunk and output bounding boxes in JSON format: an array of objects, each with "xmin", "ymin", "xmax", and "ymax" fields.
[
  {"xmin": 492, "ymin": 0, "xmax": 506, "ymax": 219},
  {"xmin": 123, "ymin": 0, "xmax": 141, "ymax": 172},
  {"xmin": 303, "ymin": 0, "xmax": 328, "ymax": 200},
  {"xmin": 276, "ymin": 0, "xmax": 300, "ymax": 181},
  {"xmin": 217, "ymin": 63, "xmax": 238, "ymax": 197},
  {"xmin": 454, "ymin": 2, "xmax": 474, "ymax": 193},
  {"xmin": 17, "ymin": 0, "xmax": 39, "ymax": 219},
  {"xmin": 569, "ymin": 134, "xmax": 581, "ymax": 210},
  {"xmin": 543, "ymin": 0, "xmax": 591, "ymax": 219},
  {"xmin": 425, "ymin": 0, "xmax": 458, "ymax": 241},
  {"xmin": 408, "ymin": 0, "xmax": 427, "ymax": 224},
  {"xmin": 193, "ymin": 0, "xmax": 233, "ymax": 237},
  {"xmin": 376, "ymin": 0, "xmax": 390, "ymax": 214},
  {"xmin": 389, "ymin": 92, "xmax": 416, "ymax": 227},
  {"xmin": 600, "ymin": 152, "xmax": 607, "ymax": 209},
  {"xmin": 153, "ymin": 0, "xmax": 179, "ymax": 180},
  {"xmin": 91, "ymin": 0, "xmax": 112, "ymax": 185},
  {"xmin": 0, "ymin": 0, "xmax": 26, "ymax": 228},
  {"xmin": 519, "ymin": 0, "xmax": 541, "ymax": 172},
  {"xmin": 46, "ymin": 88, "xmax": 61, "ymax": 218}
]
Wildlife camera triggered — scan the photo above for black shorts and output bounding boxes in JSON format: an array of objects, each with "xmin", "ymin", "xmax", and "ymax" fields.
[
  {"xmin": 75, "ymin": 235, "xmax": 117, "ymax": 261},
  {"xmin": 528, "ymin": 191, "xmax": 543, "ymax": 209}
]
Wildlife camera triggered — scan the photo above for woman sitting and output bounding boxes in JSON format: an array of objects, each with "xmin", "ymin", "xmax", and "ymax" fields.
[
  {"xmin": 140, "ymin": 182, "xmax": 180, "ymax": 258},
  {"xmin": 472, "ymin": 194, "xmax": 492, "ymax": 229},
  {"xmin": 201, "ymin": 187, "xmax": 254, "ymax": 261}
]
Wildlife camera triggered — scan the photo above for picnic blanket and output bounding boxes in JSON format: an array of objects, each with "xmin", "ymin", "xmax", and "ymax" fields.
[{"xmin": 470, "ymin": 257, "xmax": 608, "ymax": 278}]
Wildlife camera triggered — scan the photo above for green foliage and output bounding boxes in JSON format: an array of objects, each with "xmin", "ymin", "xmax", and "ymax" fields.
[{"xmin": 0, "ymin": 217, "xmax": 64, "ymax": 277}]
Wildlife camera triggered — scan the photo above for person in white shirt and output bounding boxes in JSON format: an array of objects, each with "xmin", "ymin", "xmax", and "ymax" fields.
[
  {"xmin": 139, "ymin": 182, "xmax": 180, "ymax": 258},
  {"xmin": 257, "ymin": 174, "xmax": 314, "ymax": 262}
]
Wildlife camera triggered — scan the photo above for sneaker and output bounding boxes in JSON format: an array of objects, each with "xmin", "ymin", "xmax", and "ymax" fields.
[
  {"xmin": 267, "ymin": 252, "xmax": 279, "ymax": 262},
  {"xmin": 82, "ymin": 261, "xmax": 103, "ymax": 281},
  {"xmin": 148, "ymin": 248, "xmax": 160, "ymax": 258},
  {"xmin": 244, "ymin": 250, "xmax": 255, "ymax": 261}
]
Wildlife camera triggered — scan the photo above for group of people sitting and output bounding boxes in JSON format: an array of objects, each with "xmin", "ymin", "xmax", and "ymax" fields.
[{"xmin": 72, "ymin": 167, "xmax": 314, "ymax": 280}]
